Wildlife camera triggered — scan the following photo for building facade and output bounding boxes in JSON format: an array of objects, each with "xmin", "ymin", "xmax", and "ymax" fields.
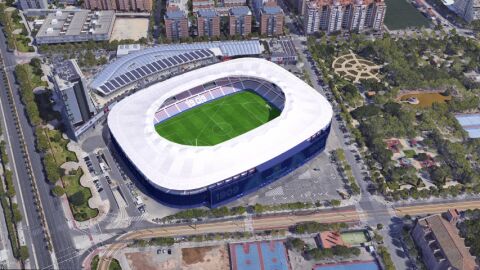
[
  {"xmin": 83, "ymin": 0, "xmax": 152, "ymax": 11},
  {"xmin": 260, "ymin": 5, "xmax": 284, "ymax": 36},
  {"xmin": 197, "ymin": 9, "xmax": 221, "ymax": 37},
  {"xmin": 412, "ymin": 214, "xmax": 478, "ymax": 270},
  {"xmin": 164, "ymin": 10, "xmax": 189, "ymax": 40},
  {"xmin": 303, "ymin": 0, "xmax": 386, "ymax": 34},
  {"xmin": 53, "ymin": 60, "xmax": 97, "ymax": 139},
  {"xmin": 19, "ymin": 0, "xmax": 48, "ymax": 10},
  {"xmin": 453, "ymin": 0, "xmax": 480, "ymax": 22},
  {"xmin": 229, "ymin": 6, "xmax": 252, "ymax": 36}
]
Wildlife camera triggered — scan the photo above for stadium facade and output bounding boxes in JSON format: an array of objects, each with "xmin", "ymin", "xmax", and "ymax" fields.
[{"xmin": 108, "ymin": 58, "xmax": 332, "ymax": 208}]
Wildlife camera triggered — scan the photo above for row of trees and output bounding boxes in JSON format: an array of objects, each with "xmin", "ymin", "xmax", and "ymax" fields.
[{"xmin": 0, "ymin": 114, "xmax": 28, "ymax": 261}]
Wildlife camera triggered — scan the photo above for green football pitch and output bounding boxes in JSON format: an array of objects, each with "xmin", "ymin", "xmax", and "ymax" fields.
[{"xmin": 155, "ymin": 91, "xmax": 281, "ymax": 146}]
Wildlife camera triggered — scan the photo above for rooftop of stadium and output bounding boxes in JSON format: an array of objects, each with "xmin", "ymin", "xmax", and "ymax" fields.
[{"xmin": 108, "ymin": 58, "xmax": 332, "ymax": 191}]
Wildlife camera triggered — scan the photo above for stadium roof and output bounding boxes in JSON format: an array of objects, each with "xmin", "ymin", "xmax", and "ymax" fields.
[
  {"xmin": 89, "ymin": 40, "xmax": 263, "ymax": 90},
  {"xmin": 108, "ymin": 58, "xmax": 332, "ymax": 191},
  {"xmin": 94, "ymin": 49, "xmax": 216, "ymax": 95}
]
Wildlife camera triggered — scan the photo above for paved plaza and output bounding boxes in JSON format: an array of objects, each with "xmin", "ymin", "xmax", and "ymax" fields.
[{"xmin": 332, "ymin": 51, "xmax": 382, "ymax": 83}]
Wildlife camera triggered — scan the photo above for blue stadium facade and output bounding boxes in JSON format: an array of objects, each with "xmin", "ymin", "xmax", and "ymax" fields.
[{"xmin": 111, "ymin": 122, "xmax": 330, "ymax": 208}]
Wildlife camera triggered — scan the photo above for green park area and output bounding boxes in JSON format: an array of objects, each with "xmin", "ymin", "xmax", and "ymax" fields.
[
  {"xmin": 384, "ymin": 0, "xmax": 430, "ymax": 30},
  {"xmin": 307, "ymin": 32, "xmax": 480, "ymax": 201},
  {"xmin": 63, "ymin": 168, "xmax": 98, "ymax": 221}
]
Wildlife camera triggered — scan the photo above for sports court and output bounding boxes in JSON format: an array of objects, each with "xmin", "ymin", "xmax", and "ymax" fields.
[
  {"xmin": 340, "ymin": 230, "xmax": 369, "ymax": 246},
  {"xmin": 229, "ymin": 240, "xmax": 291, "ymax": 270},
  {"xmin": 313, "ymin": 261, "xmax": 379, "ymax": 270},
  {"xmin": 155, "ymin": 91, "xmax": 281, "ymax": 146}
]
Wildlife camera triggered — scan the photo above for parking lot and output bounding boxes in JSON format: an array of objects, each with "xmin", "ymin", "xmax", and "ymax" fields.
[{"xmin": 230, "ymin": 147, "xmax": 345, "ymax": 207}]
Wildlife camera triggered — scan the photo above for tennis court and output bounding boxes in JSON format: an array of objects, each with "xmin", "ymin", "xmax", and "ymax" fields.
[{"xmin": 341, "ymin": 231, "xmax": 369, "ymax": 246}]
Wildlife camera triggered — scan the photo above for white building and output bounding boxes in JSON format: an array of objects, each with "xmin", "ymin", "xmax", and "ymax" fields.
[{"xmin": 453, "ymin": 0, "xmax": 480, "ymax": 22}]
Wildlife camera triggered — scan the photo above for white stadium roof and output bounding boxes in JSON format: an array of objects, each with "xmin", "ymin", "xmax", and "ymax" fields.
[{"xmin": 108, "ymin": 58, "xmax": 332, "ymax": 191}]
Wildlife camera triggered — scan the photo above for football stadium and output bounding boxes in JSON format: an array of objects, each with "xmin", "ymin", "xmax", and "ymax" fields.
[{"xmin": 108, "ymin": 58, "xmax": 333, "ymax": 208}]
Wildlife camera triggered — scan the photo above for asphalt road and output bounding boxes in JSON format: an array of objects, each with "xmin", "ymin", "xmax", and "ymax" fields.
[{"xmin": 0, "ymin": 27, "xmax": 80, "ymax": 269}]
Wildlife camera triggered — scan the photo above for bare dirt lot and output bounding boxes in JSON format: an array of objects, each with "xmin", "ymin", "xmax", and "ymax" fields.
[
  {"xmin": 110, "ymin": 18, "xmax": 148, "ymax": 41},
  {"xmin": 126, "ymin": 251, "xmax": 179, "ymax": 270},
  {"xmin": 181, "ymin": 245, "xmax": 230, "ymax": 270}
]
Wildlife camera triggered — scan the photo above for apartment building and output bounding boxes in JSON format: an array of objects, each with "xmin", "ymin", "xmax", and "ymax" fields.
[
  {"xmin": 412, "ymin": 214, "xmax": 478, "ymax": 270},
  {"xmin": 165, "ymin": 9, "xmax": 189, "ymax": 40},
  {"xmin": 229, "ymin": 6, "xmax": 252, "ymax": 36},
  {"xmin": 84, "ymin": 0, "xmax": 152, "ymax": 11},
  {"xmin": 197, "ymin": 9, "xmax": 221, "ymax": 37},
  {"xmin": 259, "ymin": 5, "xmax": 284, "ymax": 36},
  {"xmin": 303, "ymin": 0, "xmax": 386, "ymax": 34}
]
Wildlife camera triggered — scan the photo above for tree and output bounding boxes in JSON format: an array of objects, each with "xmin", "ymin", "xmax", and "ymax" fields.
[
  {"xmin": 330, "ymin": 199, "xmax": 341, "ymax": 207},
  {"xmin": 19, "ymin": 245, "xmax": 29, "ymax": 261},
  {"xmin": 51, "ymin": 185, "xmax": 65, "ymax": 197},
  {"xmin": 69, "ymin": 191, "xmax": 86, "ymax": 206}
]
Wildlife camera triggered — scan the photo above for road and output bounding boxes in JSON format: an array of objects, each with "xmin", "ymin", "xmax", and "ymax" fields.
[
  {"xmin": 0, "ymin": 27, "xmax": 80, "ymax": 269},
  {"xmin": 94, "ymin": 199, "xmax": 480, "ymax": 270}
]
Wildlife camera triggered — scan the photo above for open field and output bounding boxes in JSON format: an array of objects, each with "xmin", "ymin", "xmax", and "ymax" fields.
[
  {"xmin": 182, "ymin": 245, "xmax": 230, "ymax": 270},
  {"xmin": 110, "ymin": 18, "xmax": 148, "ymax": 41},
  {"xmin": 155, "ymin": 91, "xmax": 281, "ymax": 146},
  {"xmin": 384, "ymin": 0, "xmax": 430, "ymax": 30}
]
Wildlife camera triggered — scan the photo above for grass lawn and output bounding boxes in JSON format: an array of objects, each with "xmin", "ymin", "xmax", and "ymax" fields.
[
  {"xmin": 46, "ymin": 129, "xmax": 78, "ymax": 164},
  {"xmin": 91, "ymin": 255, "xmax": 99, "ymax": 270},
  {"xmin": 384, "ymin": 0, "xmax": 430, "ymax": 30},
  {"xmin": 155, "ymin": 91, "xmax": 281, "ymax": 146},
  {"xmin": 404, "ymin": 149, "xmax": 416, "ymax": 158},
  {"xmin": 63, "ymin": 168, "xmax": 98, "ymax": 221},
  {"xmin": 109, "ymin": 258, "xmax": 122, "ymax": 270}
]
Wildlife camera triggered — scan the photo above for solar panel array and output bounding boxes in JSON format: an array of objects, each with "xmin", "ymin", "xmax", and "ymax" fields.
[{"xmin": 97, "ymin": 49, "xmax": 215, "ymax": 96}]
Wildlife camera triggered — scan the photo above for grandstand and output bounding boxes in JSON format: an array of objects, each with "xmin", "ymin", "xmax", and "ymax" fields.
[
  {"xmin": 108, "ymin": 58, "xmax": 332, "ymax": 208},
  {"xmin": 153, "ymin": 76, "xmax": 285, "ymax": 124}
]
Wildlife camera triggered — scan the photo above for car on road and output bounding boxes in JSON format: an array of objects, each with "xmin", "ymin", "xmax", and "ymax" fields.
[{"xmin": 105, "ymin": 175, "xmax": 112, "ymax": 184}]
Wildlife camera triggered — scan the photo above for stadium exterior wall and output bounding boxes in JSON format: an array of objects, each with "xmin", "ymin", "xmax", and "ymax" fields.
[{"xmin": 110, "ymin": 122, "xmax": 331, "ymax": 208}]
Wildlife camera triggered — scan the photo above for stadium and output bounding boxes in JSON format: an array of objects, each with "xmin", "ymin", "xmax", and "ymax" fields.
[{"xmin": 108, "ymin": 58, "xmax": 333, "ymax": 208}]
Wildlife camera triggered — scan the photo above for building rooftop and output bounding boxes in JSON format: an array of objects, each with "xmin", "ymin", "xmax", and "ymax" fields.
[
  {"xmin": 197, "ymin": 9, "xmax": 219, "ymax": 17},
  {"xmin": 117, "ymin": 44, "xmax": 142, "ymax": 56},
  {"xmin": 165, "ymin": 10, "xmax": 186, "ymax": 19},
  {"xmin": 270, "ymin": 38, "xmax": 296, "ymax": 58},
  {"xmin": 230, "ymin": 6, "xmax": 252, "ymax": 15},
  {"xmin": 54, "ymin": 59, "xmax": 82, "ymax": 82},
  {"xmin": 262, "ymin": 5, "xmax": 283, "ymax": 14},
  {"xmin": 417, "ymin": 214, "xmax": 478, "ymax": 270},
  {"xmin": 37, "ymin": 10, "xmax": 114, "ymax": 38},
  {"xmin": 455, "ymin": 113, "xmax": 480, "ymax": 138}
]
